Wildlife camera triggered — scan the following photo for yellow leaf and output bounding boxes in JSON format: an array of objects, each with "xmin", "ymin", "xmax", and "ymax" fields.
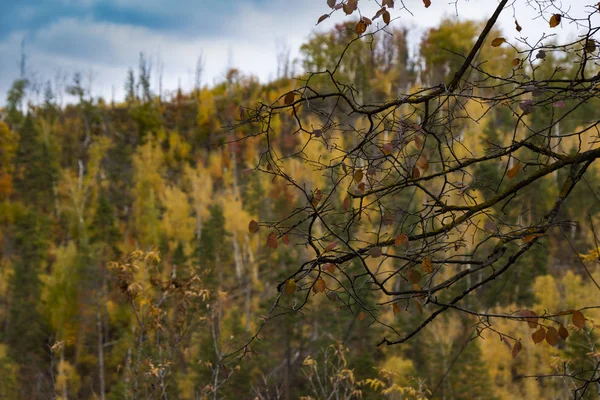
[
  {"xmin": 506, "ymin": 162, "xmax": 521, "ymax": 179},
  {"xmin": 354, "ymin": 169, "xmax": 363, "ymax": 183},
  {"xmin": 421, "ymin": 256, "xmax": 433, "ymax": 273},
  {"xmin": 283, "ymin": 279, "xmax": 296, "ymax": 295},
  {"xmin": 523, "ymin": 233, "xmax": 544, "ymax": 243},
  {"xmin": 313, "ymin": 278, "xmax": 326, "ymax": 293},
  {"xmin": 491, "ymin": 37, "xmax": 506, "ymax": 47}
]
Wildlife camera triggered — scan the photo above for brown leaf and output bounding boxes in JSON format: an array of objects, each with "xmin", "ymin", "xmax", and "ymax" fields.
[
  {"xmin": 239, "ymin": 105, "xmax": 245, "ymax": 119},
  {"xmin": 412, "ymin": 166, "xmax": 421, "ymax": 179},
  {"xmin": 373, "ymin": 7, "xmax": 386, "ymax": 20},
  {"xmin": 549, "ymin": 14, "xmax": 561, "ymax": 28},
  {"xmin": 327, "ymin": 0, "xmax": 336, "ymax": 8},
  {"xmin": 572, "ymin": 310, "xmax": 586, "ymax": 328},
  {"xmin": 357, "ymin": 311, "xmax": 365, "ymax": 321},
  {"xmin": 423, "ymin": 0, "xmax": 431, "ymax": 7},
  {"xmin": 283, "ymin": 279, "xmax": 296, "ymax": 295},
  {"xmin": 417, "ymin": 155, "xmax": 429, "ymax": 171},
  {"xmin": 326, "ymin": 291, "xmax": 337, "ymax": 302},
  {"xmin": 267, "ymin": 232, "xmax": 278, "ymax": 249},
  {"xmin": 407, "ymin": 269, "xmax": 421, "ymax": 284},
  {"xmin": 313, "ymin": 278, "xmax": 326, "ymax": 294},
  {"xmin": 369, "ymin": 247, "xmax": 382, "ymax": 258},
  {"xmin": 248, "ymin": 220, "xmax": 259, "ymax": 233},
  {"xmin": 558, "ymin": 324, "xmax": 569, "ymax": 340},
  {"xmin": 416, "ymin": 301, "xmax": 423, "ymax": 314},
  {"xmin": 382, "ymin": 11, "xmax": 391, "ymax": 25},
  {"xmin": 506, "ymin": 162, "xmax": 521, "ymax": 179},
  {"xmin": 362, "ymin": 17, "xmax": 372, "ymax": 26},
  {"xmin": 324, "ymin": 263, "xmax": 335, "ymax": 273},
  {"xmin": 512, "ymin": 58, "xmax": 521, "ymax": 67},
  {"xmin": 317, "ymin": 14, "xmax": 330, "ymax": 25},
  {"xmin": 414, "ymin": 134, "xmax": 424, "ymax": 149},
  {"xmin": 395, "ymin": 234, "xmax": 409, "ymax": 247},
  {"xmin": 382, "ymin": 143, "xmax": 394, "ymax": 155},
  {"xmin": 282, "ymin": 234, "xmax": 290, "ymax": 245},
  {"xmin": 324, "ymin": 242, "xmax": 338, "ymax": 252},
  {"xmin": 532, "ymin": 327, "xmax": 546, "ymax": 344},
  {"xmin": 355, "ymin": 20, "xmax": 367, "ymax": 35},
  {"xmin": 421, "ymin": 256, "xmax": 433, "ymax": 274},
  {"xmin": 501, "ymin": 336, "xmax": 513, "ymax": 351},
  {"xmin": 546, "ymin": 326, "xmax": 559, "ymax": 346},
  {"xmin": 519, "ymin": 310, "xmax": 539, "ymax": 329},
  {"xmin": 491, "ymin": 37, "xmax": 506, "ymax": 47},
  {"xmin": 387, "ymin": 0, "xmax": 395, "ymax": 8},
  {"xmin": 284, "ymin": 91, "xmax": 295, "ymax": 105},
  {"xmin": 343, "ymin": 196, "xmax": 351, "ymax": 211},
  {"xmin": 512, "ymin": 340, "xmax": 523, "ymax": 358},
  {"xmin": 515, "ymin": 19, "xmax": 522, "ymax": 32},
  {"xmin": 393, "ymin": 303, "xmax": 401, "ymax": 315},
  {"xmin": 354, "ymin": 169, "xmax": 363, "ymax": 183}
]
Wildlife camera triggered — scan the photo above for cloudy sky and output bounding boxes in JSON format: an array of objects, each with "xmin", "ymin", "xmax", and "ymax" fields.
[{"xmin": 0, "ymin": 0, "xmax": 585, "ymax": 104}]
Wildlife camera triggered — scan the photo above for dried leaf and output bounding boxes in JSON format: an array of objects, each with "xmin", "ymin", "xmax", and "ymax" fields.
[
  {"xmin": 549, "ymin": 14, "xmax": 561, "ymax": 28},
  {"xmin": 546, "ymin": 326, "xmax": 559, "ymax": 346},
  {"xmin": 354, "ymin": 169, "xmax": 363, "ymax": 183},
  {"xmin": 395, "ymin": 234, "xmax": 409, "ymax": 247},
  {"xmin": 501, "ymin": 336, "xmax": 513, "ymax": 351},
  {"xmin": 423, "ymin": 0, "xmax": 431, "ymax": 7},
  {"xmin": 491, "ymin": 37, "xmax": 506, "ymax": 47},
  {"xmin": 512, "ymin": 58, "xmax": 521, "ymax": 67},
  {"xmin": 417, "ymin": 155, "xmax": 429, "ymax": 171},
  {"xmin": 506, "ymin": 162, "xmax": 521, "ymax": 179},
  {"xmin": 284, "ymin": 91, "xmax": 295, "ymax": 105},
  {"xmin": 382, "ymin": 143, "xmax": 394, "ymax": 155},
  {"xmin": 343, "ymin": 196, "xmax": 351, "ymax": 211},
  {"xmin": 267, "ymin": 232, "xmax": 278, "ymax": 249},
  {"xmin": 355, "ymin": 20, "xmax": 367, "ymax": 35},
  {"xmin": 283, "ymin": 279, "xmax": 296, "ymax": 295},
  {"xmin": 412, "ymin": 167, "xmax": 421, "ymax": 179},
  {"xmin": 407, "ymin": 269, "xmax": 421, "ymax": 284},
  {"xmin": 326, "ymin": 291, "xmax": 338, "ymax": 302},
  {"xmin": 536, "ymin": 50, "xmax": 547, "ymax": 59},
  {"xmin": 515, "ymin": 19, "xmax": 522, "ymax": 32},
  {"xmin": 324, "ymin": 242, "xmax": 338, "ymax": 252},
  {"xmin": 520, "ymin": 310, "xmax": 539, "ymax": 329},
  {"xmin": 282, "ymin": 234, "xmax": 290, "ymax": 245},
  {"xmin": 382, "ymin": 11, "xmax": 391, "ymax": 25},
  {"xmin": 317, "ymin": 14, "xmax": 329, "ymax": 25},
  {"xmin": 572, "ymin": 310, "xmax": 586, "ymax": 328},
  {"xmin": 373, "ymin": 7, "xmax": 386, "ymax": 20},
  {"xmin": 357, "ymin": 311, "xmax": 365, "ymax": 321},
  {"xmin": 393, "ymin": 303, "xmax": 401, "ymax": 315},
  {"xmin": 416, "ymin": 301, "xmax": 423, "ymax": 314},
  {"xmin": 369, "ymin": 247, "xmax": 382, "ymax": 258},
  {"xmin": 421, "ymin": 256, "xmax": 433, "ymax": 274},
  {"xmin": 414, "ymin": 134, "xmax": 424, "ymax": 149},
  {"xmin": 558, "ymin": 324, "xmax": 569, "ymax": 340},
  {"xmin": 314, "ymin": 189, "xmax": 323, "ymax": 203},
  {"xmin": 248, "ymin": 220, "xmax": 259, "ymax": 233},
  {"xmin": 512, "ymin": 340, "xmax": 523, "ymax": 358},
  {"xmin": 324, "ymin": 263, "xmax": 335, "ymax": 273},
  {"xmin": 327, "ymin": 0, "xmax": 336, "ymax": 8},
  {"xmin": 313, "ymin": 278, "xmax": 326, "ymax": 293},
  {"xmin": 532, "ymin": 327, "xmax": 546, "ymax": 344},
  {"xmin": 239, "ymin": 105, "xmax": 245, "ymax": 119},
  {"xmin": 519, "ymin": 99, "xmax": 534, "ymax": 114}
]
